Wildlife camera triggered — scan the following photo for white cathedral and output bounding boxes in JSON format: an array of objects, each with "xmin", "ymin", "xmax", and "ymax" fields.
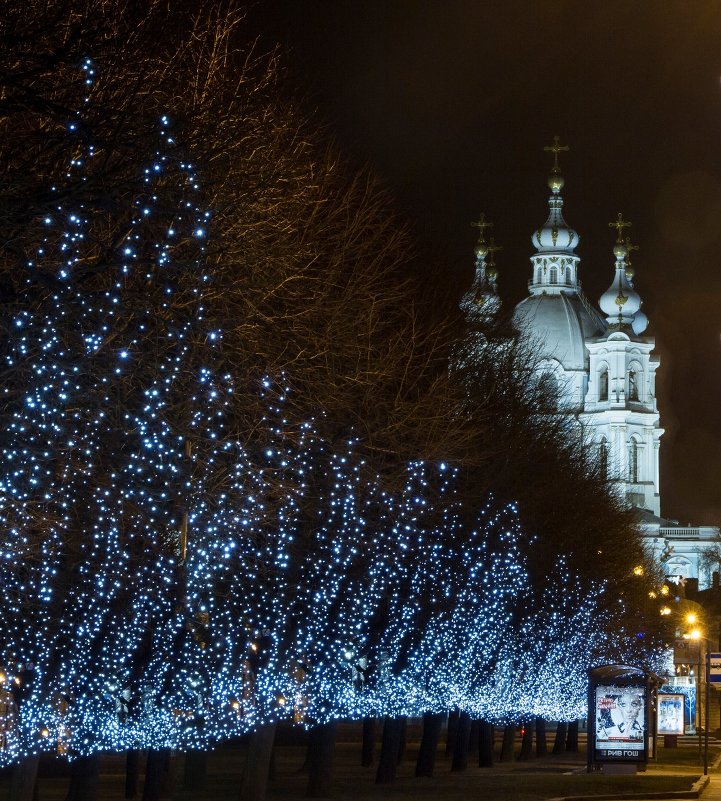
[{"xmin": 465, "ymin": 139, "xmax": 719, "ymax": 588}]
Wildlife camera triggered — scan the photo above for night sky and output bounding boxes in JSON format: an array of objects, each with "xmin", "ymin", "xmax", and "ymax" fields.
[{"xmin": 247, "ymin": 1, "xmax": 721, "ymax": 525}]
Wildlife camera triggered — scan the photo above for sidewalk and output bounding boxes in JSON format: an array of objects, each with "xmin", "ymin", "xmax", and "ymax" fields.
[
  {"xmin": 551, "ymin": 749, "xmax": 721, "ymax": 801},
  {"xmin": 550, "ymin": 774, "xmax": 710, "ymax": 801}
]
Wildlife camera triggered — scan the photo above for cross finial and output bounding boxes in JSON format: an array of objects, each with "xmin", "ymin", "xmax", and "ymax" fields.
[
  {"xmin": 543, "ymin": 135, "xmax": 569, "ymax": 171},
  {"xmin": 609, "ymin": 213, "xmax": 631, "ymax": 243},
  {"xmin": 486, "ymin": 237, "xmax": 503, "ymax": 265},
  {"xmin": 471, "ymin": 212, "xmax": 493, "ymax": 241}
]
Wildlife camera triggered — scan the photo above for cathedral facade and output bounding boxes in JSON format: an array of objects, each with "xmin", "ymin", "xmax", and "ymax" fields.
[{"xmin": 468, "ymin": 140, "xmax": 718, "ymax": 588}]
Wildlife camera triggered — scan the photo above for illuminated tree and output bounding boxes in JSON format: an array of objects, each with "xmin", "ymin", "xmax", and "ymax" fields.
[
  {"xmin": 0, "ymin": 8, "xmax": 674, "ymax": 801},
  {"xmin": 0, "ymin": 4, "xmax": 463, "ymax": 787}
]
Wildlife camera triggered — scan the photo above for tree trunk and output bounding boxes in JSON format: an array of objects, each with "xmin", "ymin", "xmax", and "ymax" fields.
[
  {"xmin": 478, "ymin": 721, "xmax": 494, "ymax": 767},
  {"xmin": 396, "ymin": 717, "xmax": 407, "ymax": 764},
  {"xmin": 144, "ymin": 750, "xmax": 171, "ymax": 801},
  {"xmin": 361, "ymin": 718, "xmax": 376, "ymax": 767},
  {"xmin": 8, "ymin": 755, "xmax": 39, "ymax": 801},
  {"xmin": 535, "ymin": 718, "xmax": 547, "ymax": 757},
  {"xmin": 566, "ymin": 720, "xmax": 579, "ymax": 752},
  {"xmin": 445, "ymin": 709, "xmax": 459, "ymax": 755},
  {"xmin": 415, "ymin": 712, "xmax": 444, "ymax": 777},
  {"xmin": 125, "ymin": 750, "xmax": 140, "ymax": 798},
  {"xmin": 375, "ymin": 716, "xmax": 404, "ymax": 784},
  {"xmin": 306, "ymin": 721, "xmax": 337, "ymax": 799},
  {"xmin": 183, "ymin": 750, "xmax": 207, "ymax": 791},
  {"xmin": 65, "ymin": 754, "xmax": 100, "ymax": 801},
  {"xmin": 141, "ymin": 749, "xmax": 170, "ymax": 801},
  {"xmin": 517, "ymin": 723, "xmax": 533, "ymax": 761},
  {"xmin": 499, "ymin": 724, "xmax": 515, "ymax": 762},
  {"xmin": 239, "ymin": 722, "xmax": 277, "ymax": 801},
  {"xmin": 451, "ymin": 712, "xmax": 472, "ymax": 772},
  {"xmin": 468, "ymin": 720, "xmax": 480, "ymax": 754},
  {"xmin": 552, "ymin": 722, "xmax": 567, "ymax": 754}
]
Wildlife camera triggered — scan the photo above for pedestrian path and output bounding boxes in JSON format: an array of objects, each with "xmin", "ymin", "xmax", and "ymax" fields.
[
  {"xmin": 642, "ymin": 772, "xmax": 720, "ymax": 801},
  {"xmin": 601, "ymin": 741, "xmax": 721, "ymax": 801},
  {"xmin": 699, "ymin": 774, "xmax": 721, "ymax": 800},
  {"xmin": 575, "ymin": 758, "xmax": 721, "ymax": 801}
]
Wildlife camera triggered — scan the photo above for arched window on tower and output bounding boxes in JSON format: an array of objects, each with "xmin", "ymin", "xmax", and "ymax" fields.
[
  {"xmin": 565, "ymin": 266, "xmax": 571, "ymax": 284},
  {"xmin": 628, "ymin": 370, "xmax": 638, "ymax": 401},
  {"xmin": 549, "ymin": 265, "xmax": 558, "ymax": 284},
  {"xmin": 598, "ymin": 369, "xmax": 609, "ymax": 401},
  {"xmin": 628, "ymin": 438, "xmax": 639, "ymax": 483},
  {"xmin": 598, "ymin": 438, "xmax": 608, "ymax": 478}
]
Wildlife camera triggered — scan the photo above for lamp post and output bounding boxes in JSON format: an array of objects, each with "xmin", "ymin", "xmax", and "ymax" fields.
[{"xmin": 682, "ymin": 615, "xmax": 709, "ymax": 774}]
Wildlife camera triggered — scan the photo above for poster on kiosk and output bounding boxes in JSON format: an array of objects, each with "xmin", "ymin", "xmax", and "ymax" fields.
[
  {"xmin": 594, "ymin": 685, "xmax": 646, "ymax": 758},
  {"xmin": 588, "ymin": 665, "xmax": 655, "ymax": 768}
]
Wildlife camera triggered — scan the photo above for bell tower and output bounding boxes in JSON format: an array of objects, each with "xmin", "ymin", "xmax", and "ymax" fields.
[{"xmin": 581, "ymin": 219, "xmax": 663, "ymax": 515}]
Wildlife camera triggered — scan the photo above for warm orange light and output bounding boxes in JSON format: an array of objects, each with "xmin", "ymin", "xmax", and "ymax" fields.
[
  {"xmin": 633, "ymin": 565, "xmax": 644, "ymax": 576},
  {"xmin": 660, "ymin": 585, "xmax": 670, "ymax": 596},
  {"xmin": 686, "ymin": 612, "xmax": 698, "ymax": 625},
  {"xmin": 660, "ymin": 606, "xmax": 672, "ymax": 616}
]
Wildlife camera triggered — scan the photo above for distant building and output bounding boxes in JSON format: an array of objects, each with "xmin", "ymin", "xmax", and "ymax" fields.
[{"xmin": 466, "ymin": 139, "xmax": 719, "ymax": 587}]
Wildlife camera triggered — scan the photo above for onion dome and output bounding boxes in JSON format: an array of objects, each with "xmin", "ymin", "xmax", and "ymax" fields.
[
  {"xmin": 531, "ymin": 136, "xmax": 579, "ymax": 255},
  {"xmin": 526, "ymin": 138, "xmax": 587, "ymax": 297},
  {"xmin": 632, "ymin": 309, "xmax": 649, "ymax": 335},
  {"xmin": 460, "ymin": 213, "xmax": 501, "ymax": 320},
  {"xmin": 599, "ymin": 214, "xmax": 641, "ymax": 328},
  {"xmin": 622, "ymin": 236, "xmax": 649, "ymax": 334},
  {"xmin": 514, "ymin": 140, "xmax": 606, "ymax": 371}
]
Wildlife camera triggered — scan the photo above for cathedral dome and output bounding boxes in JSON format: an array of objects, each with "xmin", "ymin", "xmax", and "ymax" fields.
[
  {"xmin": 514, "ymin": 292, "xmax": 603, "ymax": 371},
  {"xmin": 514, "ymin": 137, "xmax": 605, "ymax": 371},
  {"xmin": 531, "ymin": 194, "xmax": 579, "ymax": 254},
  {"xmin": 599, "ymin": 224, "xmax": 642, "ymax": 328}
]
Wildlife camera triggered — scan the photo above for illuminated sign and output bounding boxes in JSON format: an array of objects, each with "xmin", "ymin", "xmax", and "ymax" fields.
[
  {"xmin": 709, "ymin": 653, "xmax": 721, "ymax": 684},
  {"xmin": 594, "ymin": 684, "xmax": 646, "ymax": 761},
  {"xmin": 657, "ymin": 693, "xmax": 685, "ymax": 736}
]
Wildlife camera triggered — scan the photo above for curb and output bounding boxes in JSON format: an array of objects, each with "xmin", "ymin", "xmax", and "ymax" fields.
[{"xmin": 547, "ymin": 773, "xmax": 710, "ymax": 801}]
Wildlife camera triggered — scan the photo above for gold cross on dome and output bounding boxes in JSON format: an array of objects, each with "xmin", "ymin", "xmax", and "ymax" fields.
[
  {"xmin": 486, "ymin": 237, "xmax": 503, "ymax": 264},
  {"xmin": 471, "ymin": 212, "xmax": 493, "ymax": 240},
  {"xmin": 543, "ymin": 136, "xmax": 569, "ymax": 171},
  {"xmin": 609, "ymin": 213, "xmax": 631, "ymax": 242}
]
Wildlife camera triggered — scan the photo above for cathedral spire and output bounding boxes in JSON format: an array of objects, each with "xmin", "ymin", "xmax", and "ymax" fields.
[
  {"xmin": 543, "ymin": 135, "xmax": 569, "ymax": 193},
  {"xmin": 528, "ymin": 137, "xmax": 581, "ymax": 296},
  {"xmin": 624, "ymin": 236, "xmax": 639, "ymax": 282},
  {"xmin": 623, "ymin": 235, "xmax": 648, "ymax": 334},
  {"xmin": 461, "ymin": 212, "xmax": 500, "ymax": 319},
  {"xmin": 599, "ymin": 214, "xmax": 641, "ymax": 329},
  {"xmin": 485, "ymin": 237, "xmax": 502, "ymax": 287},
  {"xmin": 531, "ymin": 137, "xmax": 578, "ymax": 257}
]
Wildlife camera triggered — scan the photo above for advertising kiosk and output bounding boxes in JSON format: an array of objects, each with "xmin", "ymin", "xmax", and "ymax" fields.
[{"xmin": 588, "ymin": 664, "xmax": 661, "ymax": 773}]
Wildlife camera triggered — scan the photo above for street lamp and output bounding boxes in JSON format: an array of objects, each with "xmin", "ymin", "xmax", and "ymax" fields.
[{"xmin": 682, "ymin": 614, "xmax": 709, "ymax": 775}]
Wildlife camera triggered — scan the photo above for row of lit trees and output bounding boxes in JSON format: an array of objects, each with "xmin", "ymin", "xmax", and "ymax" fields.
[
  {"xmin": 0, "ymin": 3, "xmax": 672, "ymax": 800},
  {"xmin": 1, "ymin": 385, "xmax": 635, "ymax": 758}
]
